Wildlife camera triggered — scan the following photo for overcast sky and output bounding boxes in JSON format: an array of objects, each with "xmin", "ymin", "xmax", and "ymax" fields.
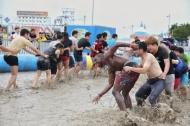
[{"xmin": 0, "ymin": 0, "xmax": 190, "ymax": 38}]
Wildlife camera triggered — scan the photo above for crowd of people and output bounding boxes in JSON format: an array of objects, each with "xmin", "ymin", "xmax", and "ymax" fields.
[{"xmin": 0, "ymin": 27, "xmax": 190, "ymax": 111}]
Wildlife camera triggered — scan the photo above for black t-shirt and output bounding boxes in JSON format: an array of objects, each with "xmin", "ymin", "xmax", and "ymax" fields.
[
  {"xmin": 62, "ymin": 39, "xmax": 72, "ymax": 56},
  {"xmin": 169, "ymin": 51, "xmax": 180, "ymax": 78},
  {"xmin": 76, "ymin": 38, "xmax": 91, "ymax": 54},
  {"xmin": 151, "ymin": 46, "xmax": 171, "ymax": 74},
  {"xmin": 29, "ymin": 33, "xmax": 37, "ymax": 38},
  {"xmin": 167, "ymin": 51, "xmax": 176, "ymax": 75},
  {"xmin": 101, "ymin": 40, "xmax": 108, "ymax": 49}
]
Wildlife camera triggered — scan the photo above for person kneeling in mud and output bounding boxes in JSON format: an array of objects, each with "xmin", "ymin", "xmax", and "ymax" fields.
[
  {"xmin": 123, "ymin": 42, "xmax": 166, "ymax": 108},
  {"xmin": 92, "ymin": 42, "xmax": 140, "ymax": 111},
  {"xmin": 32, "ymin": 43, "xmax": 64, "ymax": 88}
]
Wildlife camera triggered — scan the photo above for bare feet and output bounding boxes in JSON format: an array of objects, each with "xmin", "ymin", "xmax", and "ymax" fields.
[
  {"xmin": 13, "ymin": 84, "xmax": 18, "ymax": 89},
  {"xmin": 31, "ymin": 86, "xmax": 38, "ymax": 89}
]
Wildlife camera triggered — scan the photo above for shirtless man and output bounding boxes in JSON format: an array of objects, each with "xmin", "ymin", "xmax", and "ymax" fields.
[
  {"xmin": 92, "ymin": 42, "xmax": 140, "ymax": 111},
  {"xmin": 123, "ymin": 42, "xmax": 166, "ymax": 107}
]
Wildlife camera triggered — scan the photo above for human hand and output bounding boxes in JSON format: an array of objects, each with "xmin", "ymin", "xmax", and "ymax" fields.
[
  {"xmin": 80, "ymin": 47, "xmax": 83, "ymax": 50},
  {"xmin": 44, "ymin": 54, "xmax": 49, "ymax": 59},
  {"xmin": 12, "ymin": 49, "xmax": 18, "ymax": 54},
  {"xmin": 158, "ymin": 73, "xmax": 166, "ymax": 79},
  {"xmin": 96, "ymin": 50, "xmax": 99, "ymax": 53},
  {"xmin": 123, "ymin": 66, "xmax": 132, "ymax": 71},
  {"xmin": 92, "ymin": 94, "xmax": 101, "ymax": 104}
]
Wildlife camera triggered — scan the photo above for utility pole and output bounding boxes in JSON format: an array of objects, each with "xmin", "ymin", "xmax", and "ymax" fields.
[
  {"xmin": 84, "ymin": 15, "xmax": 86, "ymax": 25},
  {"xmin": 92, "ymin": 0, "xmax": 94, "ymax": 25},
  {"xmin": 131, "ymin": 25, "xmax": 133, "ymax": 34},
  {"xmin": 167, "ymin": 14, "xmax": 170, "ymax": 37}
]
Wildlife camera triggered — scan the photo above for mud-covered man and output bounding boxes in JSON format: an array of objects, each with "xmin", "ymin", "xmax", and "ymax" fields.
[{"xmin": 92, "ymin": 42, "xmax": 140, "ymax": 111}]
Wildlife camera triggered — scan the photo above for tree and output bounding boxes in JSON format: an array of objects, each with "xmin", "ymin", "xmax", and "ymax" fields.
[{"xmin": 169, "ymin": 23, "xmax": 190, "ymax": 39}]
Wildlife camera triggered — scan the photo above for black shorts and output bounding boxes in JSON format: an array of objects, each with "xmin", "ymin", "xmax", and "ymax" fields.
[
  {"xmin": 69, "ymin": 56, "xmax": 75, "ymax": 68},
  {"xmin": 74, "ymin": 50, "xmax": 82, "ymax": 62},
  {"xmin": 4, "ymin": 55, "xmax": 18, "ymax": 66},
  {"xmin": 50, "ymin": 59, "xmax": 57, "ymax": 75},
  {"xmin": 37, "ymin": 57, "xmax": 51, "ymax": 71}
]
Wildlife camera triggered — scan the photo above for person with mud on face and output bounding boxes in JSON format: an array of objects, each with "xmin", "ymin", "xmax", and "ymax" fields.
[
  {"xmin": 92, "ymin": 42, "xmax": 140, "ymax": 111},
  {"xmin": 124, "ymin": 42, "xmax": 166, "ymax": 108}
]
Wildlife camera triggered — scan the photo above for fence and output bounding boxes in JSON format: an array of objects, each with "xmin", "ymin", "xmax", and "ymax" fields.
[{"xmin": 0, "ymin": 40, "xmax": 51, "ymax": 55}]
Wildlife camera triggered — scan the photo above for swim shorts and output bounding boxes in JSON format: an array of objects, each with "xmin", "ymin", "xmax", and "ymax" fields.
[
  {"xmin": 115, "ymin": 62, "xmax": 140, "ymax": 87},
  {"xmin": 74, "ymin": 50, "xmax": 83, "ymax": 62},
  {"xmin": 69, "ymin": 56, "xmax": 75, "ymax": 68},
  {"xmin": 62, "ymin": 56, "xmax": 69, "ymax": 61},
  {"xmin": 50, "ymin": 59, "xmax": 57, "ymax": 75},
  {"xmin": 4, "ymin": 55, "xmax": 18, "ymax": 66},
  {"xmin": 37, "ymin": 57, "xmax": 51, "ymax": 71},
  {"xmin": 181, "ymin": 73, "xmax": 188, "ymax": 86}
]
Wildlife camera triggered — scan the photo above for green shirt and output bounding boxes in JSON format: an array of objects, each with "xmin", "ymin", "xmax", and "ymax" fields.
[{"xmin": 182, "ymin": 54, "xmax": 190, "ymax": 64}]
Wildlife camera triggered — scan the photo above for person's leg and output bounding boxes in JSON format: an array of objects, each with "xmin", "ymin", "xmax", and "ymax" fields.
[
  {"xmin": 174, "ymin": 78, "xmax": 180, "ymax": 91},
  {"xmin": 56, "ymin": 62, "xmax": 63, "ymax": 80},
  {"xmin": 165, "ymin": 74, "xmax": 175, "ymax": 96},
  {"xmin": 68, "ymin": 56, "xmax": 76, "ymax": 76},
  {"xmin": 149, "ymin": 79, "xmax": 166, "ymax": 107},
  {"xmin": 181, "ymin": 73, "xmax": 189, "ymax": 99},
  {"xmin": 46, "ymin": 69, "xmax": 51, "ymax": 88},
  {"xmin": 122, "ymin": 86, "xmax": 134, "ymax": 109},
  {"xmin": 74, "ymin": 61, "xmax": 82, "ymax": 76},
  {"xmin": 112, "ymin": 82, "xmax": 125, "ymax": 111},
  {"xmin": 112, "ymin": 69, "xmax": 139, "ymax": 111},
  {"xmin": 6, "ymin": 66, "xmax": 19, "ymax": 90},
  {"xmin": 135, "ymin": 82, "xmax": 151, "ymax": 106},
  {"xmin": 94, "ymin": 67, "xmax": 101, "ymax": 78},
  {"xmin": 32, "ymin": 70, "xmax": 42, "ymax": 88},
  {"xmin": 63, "ymin": 58, "xmax": 70, "ymax": 79}
]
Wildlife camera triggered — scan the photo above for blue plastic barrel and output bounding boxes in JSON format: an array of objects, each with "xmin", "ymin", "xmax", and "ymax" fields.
[{"xmin": 0, "ymin": 54, "xmax": 37, "ymax": 73}]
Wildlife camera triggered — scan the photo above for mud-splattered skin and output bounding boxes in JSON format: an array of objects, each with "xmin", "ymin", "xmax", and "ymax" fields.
[{"xmin": 93, "ymin": 42, "xmax": 139, "ymax": 110}]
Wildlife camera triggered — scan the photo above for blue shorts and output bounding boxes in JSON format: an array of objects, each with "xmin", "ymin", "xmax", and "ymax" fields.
[{"xmin": 181, "ymin": 73, "xmax": 188, "ymax": 86}]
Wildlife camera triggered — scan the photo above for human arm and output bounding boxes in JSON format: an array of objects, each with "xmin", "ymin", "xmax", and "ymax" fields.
[
  {"xmin": 123, "ymin": 54, "xmax": 152, "ymax": 74},
  {"xmin": 172, "ymin": 59, "xmax": 179, "ymax": 65},
  {"xmin": 64, "ymin": 47, "xmax": 70, "ymax": 51},
  {"xmin": 0, "ymin": 45, "xmax": 18, "ymax": 54},
  {"xmin": 159, "ymin": 58, "xmax": 170, "ymax": 79},
  {"xmin": 23, "ymin": 47, "xmax": 37, "ymax": 55},
  {"xmin": 55, "ymin": 49, "xmax": 61, "ymax": 59},
  {"xmin": 28, "ymin": 45, "xmax": 48, "ymax": 58},
  {"xmin": 92, "ymin": 72, "xmax": 115, "ymax": 104},
  {"xmin": 89, "ymin": 46, "xmax": 99, "ymax": 53},
  {"xmin": 171, "ymin": 52, "xmax": 178, "ymax": 65},
  {"xmin": 75, "ymin": 43, "xmax": 83, "ymax": 50}
]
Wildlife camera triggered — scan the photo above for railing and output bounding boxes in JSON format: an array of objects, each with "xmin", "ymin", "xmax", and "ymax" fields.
[{"xmin": 0, "ymin": 40, "xmax": 51, "ymax": 55}]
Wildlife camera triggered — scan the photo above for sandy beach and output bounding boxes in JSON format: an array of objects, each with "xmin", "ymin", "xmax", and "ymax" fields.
[{"xmin": 0, "ymin": 71, "xmax": 190, "ymax": 126}]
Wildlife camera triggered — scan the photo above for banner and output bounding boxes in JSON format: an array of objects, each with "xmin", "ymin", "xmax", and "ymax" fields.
[{"xmin": 17, "ymin": 11, "xmax": 48, "ymax": 16}]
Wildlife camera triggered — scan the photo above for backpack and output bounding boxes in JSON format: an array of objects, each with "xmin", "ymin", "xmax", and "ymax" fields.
[{"xmin": 175, "ymin": 57, "xmax": 188, "ymax": 74}]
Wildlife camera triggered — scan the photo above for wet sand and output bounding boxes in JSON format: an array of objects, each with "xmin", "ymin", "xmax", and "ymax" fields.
[{"xmin": 0, "ymin": 71, "xmax": 190, "ymax": 126}]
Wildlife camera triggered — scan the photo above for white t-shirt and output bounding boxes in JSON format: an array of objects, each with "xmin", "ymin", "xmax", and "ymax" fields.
[
  {"xmin": 48, "ymin": 40, "xmax": 60, "ymax": 48},
  {"xmin": 13, "ymin": 33, "xmax": 20, "ymax": 39},
  {"xmin": 69, "ymin": 36, "xmax": 78, "ymax": 55}
]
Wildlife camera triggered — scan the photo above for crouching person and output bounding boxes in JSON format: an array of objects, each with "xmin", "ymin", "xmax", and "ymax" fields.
[
  {"xmin": 32, "ymin": 43, "xmax": 64, "ymax": 88},
  {"xmin": 123, "ymin": 42, "xmax": 166, "ymax": 108}
]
